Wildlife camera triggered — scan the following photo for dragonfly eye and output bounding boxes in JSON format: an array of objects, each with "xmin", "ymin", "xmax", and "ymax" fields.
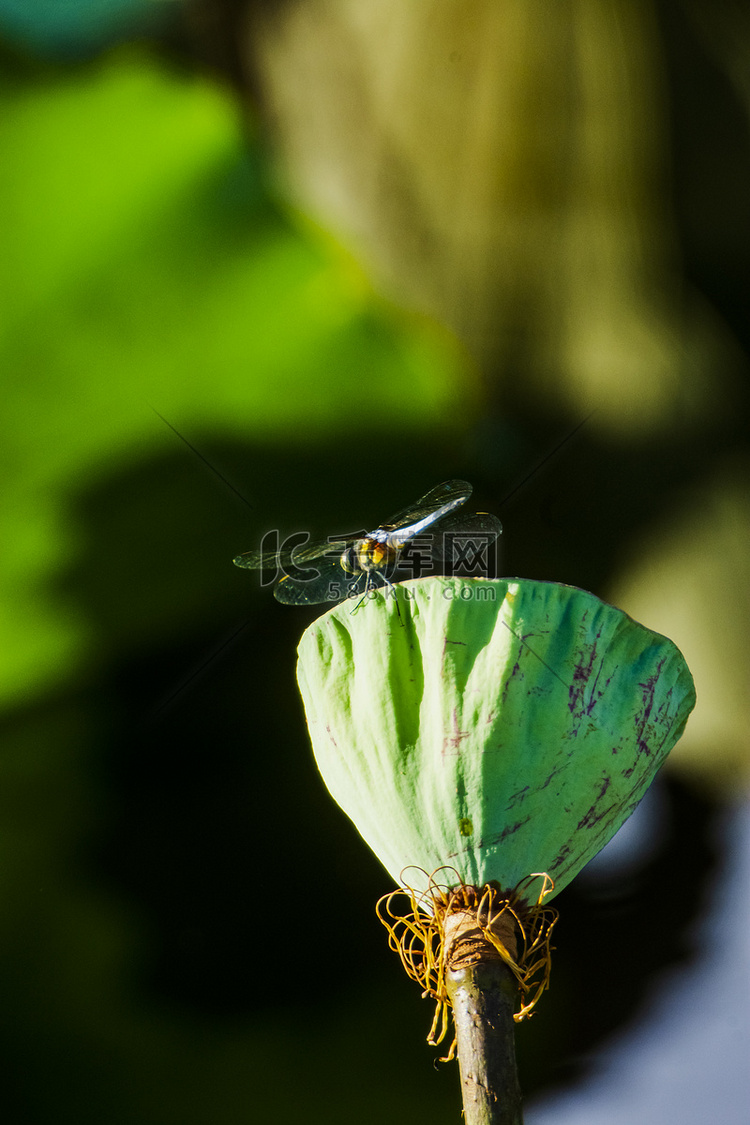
[{"xmin": 340, "ymin": 545, "xmax": 361, "ymax": 575}]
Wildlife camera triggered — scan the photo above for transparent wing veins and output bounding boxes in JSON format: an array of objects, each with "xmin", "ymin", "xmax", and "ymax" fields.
[{"xmin": 379, "ymin": 479, "xmax": 472, "ymax": 532}]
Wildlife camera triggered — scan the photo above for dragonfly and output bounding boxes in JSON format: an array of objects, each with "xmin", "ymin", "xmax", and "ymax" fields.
[{"xmin": 233, "ymin": 479, "xmax": 502, "ymax": 605}]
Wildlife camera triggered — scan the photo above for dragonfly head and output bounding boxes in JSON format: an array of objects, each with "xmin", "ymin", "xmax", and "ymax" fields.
[
  {"xmin": 340, "ymin": 543, "xmax": 363, "ymax": 575},
  {"xmin": 341, "ymin": 538, "xmax": 398, "ymax": 575}
]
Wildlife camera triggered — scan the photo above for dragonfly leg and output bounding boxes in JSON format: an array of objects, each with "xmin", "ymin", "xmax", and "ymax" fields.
[{"xmin": 349, "ymin": 572, "xmax": 404, "ymax": 624}]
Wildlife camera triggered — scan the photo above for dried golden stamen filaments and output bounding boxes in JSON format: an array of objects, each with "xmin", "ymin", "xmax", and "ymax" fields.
[{"xmin": 376, "ymin": 868, "xmax": 558, "ymax": 1056}]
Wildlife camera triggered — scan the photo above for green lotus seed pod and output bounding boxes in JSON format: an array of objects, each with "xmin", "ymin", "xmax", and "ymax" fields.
[{"xmin": 297, "ymin": 577, "xmax": 695, "ymax": 902}]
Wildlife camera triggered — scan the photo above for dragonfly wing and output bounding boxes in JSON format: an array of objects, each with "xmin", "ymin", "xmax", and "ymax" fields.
[
  {"xmin": 234, "ymin": 533, "xmax": 345, "ymax": 571},
  {"xmin": 274, "ymin": 556, "xmax": 359, "ymax": 605},
  {"xmin": 428, "ymin": 510, "xmax": 503, "ymax": 562},
  {"xmin": 291, "ymin": 537, "xmax": 350, "ymax": 565},
  {"xmin": 380, "ymin": 479, "xmax": 472, "ymax": 532},
  {"xmin": 435, "ymin": 509, "xmax": 503, "ymax": 536},
  {"xmin": 233, "ymin": 545, "xmax": 298, "ymax": 569},
  {"xmin": 274, "ymin": 575, "xmax": 327, "ymax": 605},
  {"xmin": 393, "ymin": 511, "xmax": 502, "ymax": 568}
]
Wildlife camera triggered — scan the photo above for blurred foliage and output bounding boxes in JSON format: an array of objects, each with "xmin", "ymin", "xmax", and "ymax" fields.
[
  {"xmin": 0, "ymin": 0, "xmax": 170, "ymax": 57},
  {"xmin": 0, "ymin": 46, "xmax": 470, "ymax": 708},
  {"xmin": 0, "ymin": 3, "xmax": 749, "ymax": 1123},
  {"xmin": 245, "ymin": 0, "xmax": 746, "ymax": 434},
  {"xmin": 612, "ymin": 455, "xmax": 750, "ymax": 788}
]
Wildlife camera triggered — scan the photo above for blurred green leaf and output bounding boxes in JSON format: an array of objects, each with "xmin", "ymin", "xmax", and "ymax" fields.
[{"xmin": 0, "ymin": 49, "xmax": 467, "ymax": 708}]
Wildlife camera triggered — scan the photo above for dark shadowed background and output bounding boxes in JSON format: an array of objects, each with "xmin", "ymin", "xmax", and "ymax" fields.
[{"xmin": 1, "ymin": 2, "xmax": 748, "ymax": 1122}]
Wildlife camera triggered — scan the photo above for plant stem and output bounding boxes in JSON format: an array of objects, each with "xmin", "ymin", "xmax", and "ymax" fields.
[{"xmin": 445, "ymin": 959, "xmax": 523, "ymax": 1125}]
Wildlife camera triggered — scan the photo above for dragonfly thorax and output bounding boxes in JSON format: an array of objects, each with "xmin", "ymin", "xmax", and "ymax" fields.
[{"xmin": 340, "ymin": 537, "xmax": 399, "ymax": 576}]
